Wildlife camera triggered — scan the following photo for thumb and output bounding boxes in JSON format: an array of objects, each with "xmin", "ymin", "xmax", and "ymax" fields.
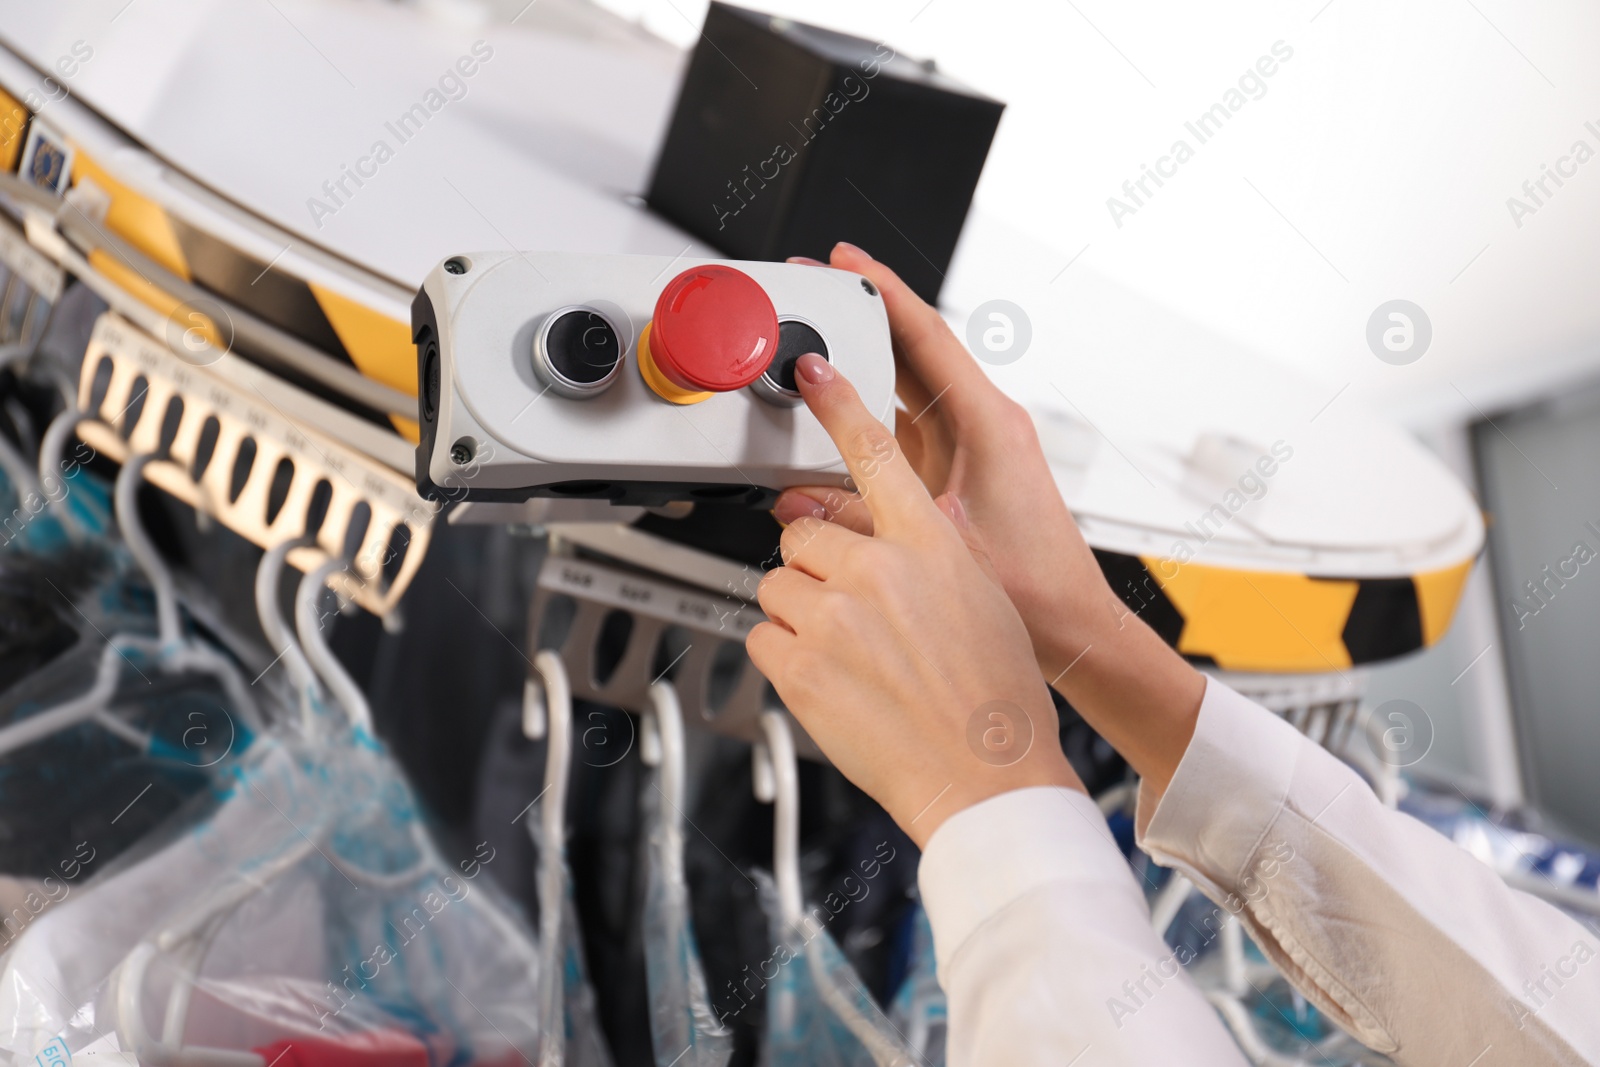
[{"xmin": 934, "ymin": 492, "xmax": 1002, "ymax": 583}]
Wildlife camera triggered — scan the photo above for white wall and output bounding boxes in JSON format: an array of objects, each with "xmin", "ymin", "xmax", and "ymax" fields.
[{"xmin": 594, "ymin": 0, "xmax": 1600, "ymax": 427}]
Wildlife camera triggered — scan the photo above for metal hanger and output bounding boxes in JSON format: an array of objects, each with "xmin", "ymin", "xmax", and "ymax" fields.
[
  {"xmin": 253, "ymin": 535, "xmax": 319, "ymax": 732},
  {"xmin": 526, "ymin": 648, "xmax": 574, "ymax": 1067},
  {"xmin": 638, "ymin": 678, "xmax": 735, "ymax": 1066}
]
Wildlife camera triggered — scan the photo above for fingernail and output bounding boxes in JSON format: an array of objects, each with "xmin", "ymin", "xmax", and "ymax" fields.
[
  {"xmin": 834, "ymin": 241, "xmax": 870, "ymax": 260},
  {"xmin": 786, "ymin": 256, "xmax": 827, "ymax": 266},
  {"xmin": 939, "ymin": 493, "xmax": 968, "ymax": 529},
  {"xmin": 773, "ymin": 493, "xmax": 827, "ymax": 525},
  {"xmin": 796, "ymin": 353, "xmax": 834, "ymax": 385}
]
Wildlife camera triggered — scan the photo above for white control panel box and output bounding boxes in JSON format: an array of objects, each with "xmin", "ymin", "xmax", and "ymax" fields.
[{"xmin": 412, "ymin": 251, "xmax": 895, "ymax": 509}]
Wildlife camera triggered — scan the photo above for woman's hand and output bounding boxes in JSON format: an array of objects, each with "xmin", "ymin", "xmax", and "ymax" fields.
[
  {"xmin": 746, "ymin": 354, "xmax": 1084, "ymax": 848},
  {"xmin": 776, "ymin": 244, "xmax": 1110, "ymax": 684},
  {"xmin": 775, "ymin": 245, "xmax": 1205, "ymax": 801}
]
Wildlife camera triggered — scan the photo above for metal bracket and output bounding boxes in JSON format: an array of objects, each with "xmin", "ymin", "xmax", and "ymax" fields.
[
  {"xmin": 529, "ymin": 552, "xmax": 819, "ymax": 759},
  {"xmin": 76, "ymin": 312, "xmax": 434, "ymax": 617}
]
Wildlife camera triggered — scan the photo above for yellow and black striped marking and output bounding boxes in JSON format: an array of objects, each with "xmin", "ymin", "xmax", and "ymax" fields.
[
  {"xmin": 1095, "ymin": 549, "xmax": 1477, "ymax": 673},
  {"xmin": 0, "ymin": 77, "xmax": 420, "ymax": 443}
]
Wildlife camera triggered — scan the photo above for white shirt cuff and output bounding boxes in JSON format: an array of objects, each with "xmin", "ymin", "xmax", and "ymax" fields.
[
  {"xmin": 1135, "ymin": 674, "xmax": 1305, "ymax": 891},
  {"xmin": 917, "ymin": 785, "xmax": 1142, "ymax": 982}
]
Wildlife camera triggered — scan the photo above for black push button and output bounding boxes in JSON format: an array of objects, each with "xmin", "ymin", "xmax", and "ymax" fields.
[
  {"xmin": 535, "ymin": 307, "xmax": 623, "ymax": 396},
  {"xmin": 751, "ymin": 319, "xmax": 828, "ymax": 405}
]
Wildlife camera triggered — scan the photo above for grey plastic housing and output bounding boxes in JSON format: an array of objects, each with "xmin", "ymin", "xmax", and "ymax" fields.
[{"xmin": 413, "ymin": 251, "xmax": 894, "ymax": 509}]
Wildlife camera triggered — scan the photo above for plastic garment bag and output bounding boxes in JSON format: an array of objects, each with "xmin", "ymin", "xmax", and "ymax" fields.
[
  {"xmin": 0, "ymin": 462, "xmax": 253, "ymax": 892},
  {"xmin": 0, "ymin": 709, "xmax": 541, "ymax": 1064},
  {"xmin": 754, "ymin": 872, "xmax": 918, "ymax": 1067},
  {"xmin": 0, "ymin": 451, "xmax": 109, "ymax": 559},
  {"xmin": 0, "ymin": 463, "xmax": 137, "ymax": 714},
  {"xmin": 639, "ymin": 681, "xmax": 733, "ymax": 1067},
  {"xmin": 751, "ymin": 712, "xmax": 917, "ymax": 1067},
  {"xmin": 526, "ymin": 652, "xmax": 615, "ymax": 1067},
  {"xmin": 887, "ymin": 904, "xmax": 946, "ymax": 1067},
  {"xmin": 0, "ymin": 562, "xmax": 544, "ymax": 1066},
  {"xmin": 0, "ymin": 454, "xmax": 266, "ymax": 766},
  {"xmin": 1201, "ymin": 969, "xmax": 1399, "ymax": 1066},
  {"xmin": 0, "ymin": 539, "xmax": 245, "ymax": 878}
]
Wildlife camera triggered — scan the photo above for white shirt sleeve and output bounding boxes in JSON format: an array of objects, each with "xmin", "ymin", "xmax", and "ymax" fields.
[
  {"xmin": 917, "ymin": 785, "xmax": 1249, "ymax": 1066},
  {"xmin": 1136, "ymin": 676, "xmax": 1600, "ymax": 1067}
]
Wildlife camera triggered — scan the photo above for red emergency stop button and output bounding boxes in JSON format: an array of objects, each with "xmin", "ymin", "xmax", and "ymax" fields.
[{"xmin": 638, "ymin": 265, "xmax": 778, "ymax": 404}]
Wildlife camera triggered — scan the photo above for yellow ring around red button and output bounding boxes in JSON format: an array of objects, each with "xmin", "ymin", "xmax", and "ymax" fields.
[{"xmin": 637, "ymin": 321, "xmax": 714, "ymax": 405}]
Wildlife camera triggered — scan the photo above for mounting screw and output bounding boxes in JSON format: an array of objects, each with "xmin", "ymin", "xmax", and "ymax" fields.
[
  {"xmin": 444, "ymin": 257, "xmax": 470, "ymax": 275},
  {"xmin": 450, "ymin": 438, "xmax": 474, "ymax": 465},
  {"xmin": 860, "ymin": 277, "xmax": 878, "ymax": 296}
]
